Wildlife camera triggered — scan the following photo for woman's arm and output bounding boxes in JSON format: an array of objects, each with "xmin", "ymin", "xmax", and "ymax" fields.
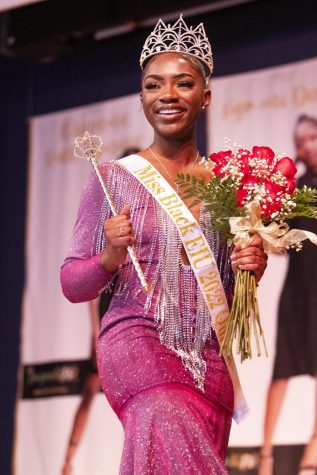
[
  {"xmin": 60, "ymin": 167, "xmax": 115, "ymax": 303},
  {"xmin": 61, "ymin": 253, "xmax": 115, "ymax": 303}
]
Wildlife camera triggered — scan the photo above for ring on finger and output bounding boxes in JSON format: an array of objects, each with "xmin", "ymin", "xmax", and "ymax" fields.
[{"xmin": 119, "ymin": 226, "xmax": 125, "ymax": 237}]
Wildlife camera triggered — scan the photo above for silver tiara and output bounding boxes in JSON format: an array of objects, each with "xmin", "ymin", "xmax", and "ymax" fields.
[{"xmin": 140, "ymin": 15, "xmax": 213, "ymax": 75}]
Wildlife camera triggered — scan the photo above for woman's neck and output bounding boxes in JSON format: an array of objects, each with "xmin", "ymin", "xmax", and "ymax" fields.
[{"xmin": 150, "ymin": 135, "xmax": 198, "ymax": 165}]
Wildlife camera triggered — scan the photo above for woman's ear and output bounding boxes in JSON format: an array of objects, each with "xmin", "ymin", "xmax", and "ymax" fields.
[
  {"xmin": 139, "ymin": 93, "xmax": 143, "ymax": 102},
  {"xmin": 203, "ymin": 88, "xmax": 211, "ymax": 109}
]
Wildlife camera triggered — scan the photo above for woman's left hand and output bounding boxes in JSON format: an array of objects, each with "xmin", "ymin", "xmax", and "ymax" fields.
[{"xmin": 230, "ymin": 236, "xmax": 268, "ymax": 284}]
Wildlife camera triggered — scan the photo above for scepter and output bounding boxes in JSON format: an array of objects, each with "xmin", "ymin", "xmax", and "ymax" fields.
[{"xmin": 74, "ymin": 131, "xmax": 151, "ymax": 292}]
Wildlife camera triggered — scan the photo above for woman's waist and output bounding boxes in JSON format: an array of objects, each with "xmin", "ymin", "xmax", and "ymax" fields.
[
  {"xmin": 99, "ymin": 313, "xmax": 219, "ymax": 354},
  {"xmin": 97, "ymin": 318, "xmax": 233, "ymax": 412},
  {"xmin": 99, "ymin": 311, "xmax": 156, "ymax": 337}
]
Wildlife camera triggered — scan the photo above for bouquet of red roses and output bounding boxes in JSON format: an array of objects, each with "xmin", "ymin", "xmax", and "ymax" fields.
[{"xmin": 178, "ymin": 144, "xmax": 317, "ymax": 362}]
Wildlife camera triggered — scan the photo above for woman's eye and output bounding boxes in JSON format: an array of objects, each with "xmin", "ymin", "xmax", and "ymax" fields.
[
  {"xmin": 144, "ymin": 82, "xmax": 160, "ymax": 90},
  {"xmin": 178, "ymin": 81, "xmax": 194, "ymax": 88}
]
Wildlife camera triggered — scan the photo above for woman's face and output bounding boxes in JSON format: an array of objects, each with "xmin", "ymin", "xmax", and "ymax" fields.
[
  {"xmin": 141, "ymin": 52, "xmax": 211, "ymax": 141},
  {"xmin": 295, "ymin": 120, "xmax": 317, "ymax": 171}
]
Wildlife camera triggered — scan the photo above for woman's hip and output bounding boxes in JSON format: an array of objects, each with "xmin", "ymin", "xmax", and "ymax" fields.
[{"xmin": 96, "ymin": 318, "xmax": 233, "ymax": 415}]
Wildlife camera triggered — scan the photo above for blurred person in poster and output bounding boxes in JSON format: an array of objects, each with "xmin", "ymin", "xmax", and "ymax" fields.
[{"xmin": 260, "ymin": 115, "xmax": 317, "ymax": 475}]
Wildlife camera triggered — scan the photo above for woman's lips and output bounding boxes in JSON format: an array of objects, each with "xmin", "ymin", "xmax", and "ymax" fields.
[{"xmin": 156, "ymin": 108, "xmax": 186, "ymax": 119}]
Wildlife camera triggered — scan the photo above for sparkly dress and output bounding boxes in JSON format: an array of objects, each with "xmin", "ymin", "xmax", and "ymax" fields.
[{"xmin": 61, "ymin": 158, "xmax": 235, "ymax": 475}]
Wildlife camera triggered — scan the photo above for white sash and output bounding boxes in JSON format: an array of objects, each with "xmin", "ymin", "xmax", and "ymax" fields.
[{"xmin": 118, "ymin": 155, "xmax": 248, "ymax": 422}]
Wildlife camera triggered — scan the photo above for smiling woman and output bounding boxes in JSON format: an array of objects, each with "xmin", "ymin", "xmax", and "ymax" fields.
[
  {"xmin": 60, "ymin": 15, "xmax": 268, "ymax": 475},
  {"xmin": 140, "ymin": 52, "xmax": 211, "ymax": 147}
]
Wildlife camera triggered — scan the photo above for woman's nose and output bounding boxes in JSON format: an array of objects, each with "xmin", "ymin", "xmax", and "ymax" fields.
[{"xmin": 159, "ymin": 84, "xmax": 178, "ymax": 103}]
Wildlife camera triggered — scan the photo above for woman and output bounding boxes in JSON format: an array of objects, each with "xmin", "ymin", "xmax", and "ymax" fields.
[
  {"xmin": 61, "ymin": 16, "xmax": 267, "ymax": 474},
  {"xmin": 260, "ymin": 115, "xmax": 317, "ymax": 475}
]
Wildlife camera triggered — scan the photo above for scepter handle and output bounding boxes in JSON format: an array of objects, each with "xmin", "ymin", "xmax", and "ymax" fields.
[
  {"xmin": 91, "ymin": 158, "xmax": 151, "ymax": 292},
  {"xmin": 91, "ymin": 158, "xmax": 117, "ymax": 215}
]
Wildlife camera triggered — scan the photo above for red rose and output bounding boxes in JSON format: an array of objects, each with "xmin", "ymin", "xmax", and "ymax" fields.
[
  {"xmin": 209, "ymin": 150, "xmax": 233, "ymax": 177},
  {"xmin": 264, "ymin": 180, "xmax": 282, "ymax": 197},
  {"xmin": 238, "ymin": 148, "xmax": 251, "ymax": 158},
  {"xmin": 252, "ymin": 146, "xmax": 275, "ymax": 164},
  {"xmin": 209, "ymin": 150, "xmax": 232, "ymax": 164},
  {"xmin": 237, "ymin": 154, "xmax": 250, "ymax": 175},
  {"xmin": 274, "ymin": 157, "xmax": 297, "ymax": 178},
  {"xmin": 237, "ymin": 188, "xmax": 248, "ymax": 207},
  {"xmin": 209, "ymin": 152, "xmax": 222, "ymax": 164},
  {"xmin": 260, "ymin": 181, "xmax": 284, "ymax": 218},
  {"xmin": 284, "ymin": 177, "xmax": 296, "ymax": 194},
  {"xmin": 261, "ymin": 200, "xmax": 282, "ymax": 219},
  {"xmin": 241, "ymin": 173, "xmax": 259, "ymax": 188},
  {"xmin": 237, "ymin": 148, "xmax": 252, "ymax": 165},
  {"xmin": 213, "ymin": 164, "xmax": 223, "ymax": 176}
]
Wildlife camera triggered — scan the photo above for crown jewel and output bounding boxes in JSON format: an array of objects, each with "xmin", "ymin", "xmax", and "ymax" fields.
[{"xmin": 140, "ymin": 15, "xmax": 213, "ymax": 75}]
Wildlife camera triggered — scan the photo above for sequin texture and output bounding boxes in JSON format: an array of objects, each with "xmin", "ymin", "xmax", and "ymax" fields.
[{"xmin": 61, "ymin": 158, "xmax": 235, "ymax": 474}]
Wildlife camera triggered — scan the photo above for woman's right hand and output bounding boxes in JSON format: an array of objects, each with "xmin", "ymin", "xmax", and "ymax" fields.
[{"xmin": 100, "ymin": 205, "xmax": 136, "ymax": 272}]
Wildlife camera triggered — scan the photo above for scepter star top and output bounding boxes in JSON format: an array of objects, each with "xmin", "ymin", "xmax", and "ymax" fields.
[
  {"xmin": 139, "ymin": 14, "xmax": 213, "ymax": 75},
  {"xmin": 74, "ymin": 131, "xmax": 103, "ymax": 162}
]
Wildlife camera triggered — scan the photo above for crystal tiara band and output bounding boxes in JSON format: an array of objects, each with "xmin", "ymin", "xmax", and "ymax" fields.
[{"xmin": 140, "ymin": 15, "xmax": 213, "ymax": 75}]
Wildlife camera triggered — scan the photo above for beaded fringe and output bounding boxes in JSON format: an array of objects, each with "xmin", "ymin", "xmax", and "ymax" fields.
[{"xmin": 94, "ymin": 160, "xmax": 234, "ymax": 390}]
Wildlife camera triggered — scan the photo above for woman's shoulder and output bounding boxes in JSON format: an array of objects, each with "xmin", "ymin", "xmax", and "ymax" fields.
[
  {"xmin": 98, "ymin": 155, "xmax": 144, "ymax": 189},
  {"xmin": 99, "ymin": 154, "xmax": 138, "ymax": 172},
  {"xmin": 98, "ymin": 159, "xmax": 122, "ymax": 180}
]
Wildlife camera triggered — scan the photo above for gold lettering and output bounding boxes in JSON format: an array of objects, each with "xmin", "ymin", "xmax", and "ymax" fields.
[
  {"xmin": 200, "ymin": 270, "xmax": 218, "ymax": 284},
  {"xmin": 137, "ymin": 165, "xmax": 158, "ymax": 180},
  {"xmin": 193, "ymin": 254, "xmax": 213, "ymax": 269},
  {"xmin": 175, "ymin": 216, "xmax": 189, "ymax": 225},
  {"xmin": 170, "ymin": 208, "xmax": 182, "ymax": 218},
  {"xmin": 59, "ymin": 115, "xmax": 129, "ymax": 142},
  {"xmin": 222, "ymin": 100, "xmax": 255, "ymax": 122},
  {"xmin": 293, "ymin": 84, "xmax": 317, "ymax": 107},
  {"xmin": 178, "ymin": 222, "xmax": 196, "ymax": 237},
  {"xmin": 184, "ymin": 236, "xmax": 213, "ymax": 268},
  {"xmin": 260, "ymin": 94, "xmax": 287, "ymax": 109},
  {"xmin": 215, "ymin": 310, "xmax": 229, "ymax": 343},
  {"xmin": 189, "ymin": 246, "xmax": 210, "ymax": 258},
  {"xmin": 200, "ymin": 274, "xmax": 219, "ymax": 291},
  {"xmin": 147, "ymin": 181, "xmax": 165, "ymax": 195},
  {"xmin": 184, "ymin": 236, "xmax": 205, "ymax": 252},
  {"xmin": 159, "ymin": 193, "xmax": 181, "ymax": 210}
]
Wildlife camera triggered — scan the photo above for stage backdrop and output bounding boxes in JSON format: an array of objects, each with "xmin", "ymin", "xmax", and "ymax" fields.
[
  {"xmin": 208, "ymin": 56, "xmax": 317, "ymax": 473},
  {"xmin": 15, "ymin": 57, "xmax": 317, "ymax": 475},
  {"xmin": 15, "ymin": 93, "xmax": 153, "ymax": 475}
]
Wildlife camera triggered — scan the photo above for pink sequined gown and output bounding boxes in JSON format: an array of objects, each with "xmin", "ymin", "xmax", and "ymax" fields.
[{"xmin": 61, "ymin": 159, "xmax": 234, "ymax": 475}]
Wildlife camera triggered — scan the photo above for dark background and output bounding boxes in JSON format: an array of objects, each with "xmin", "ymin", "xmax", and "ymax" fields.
[{"xmin": 1, "ymin": 0, "xmax": 317, "ymax": 473}]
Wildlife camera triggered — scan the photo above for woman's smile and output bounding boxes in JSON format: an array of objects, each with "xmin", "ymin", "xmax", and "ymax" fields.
[{"xmin": 155, "ymin": 106, "xmax": 186, "ymax": 120}]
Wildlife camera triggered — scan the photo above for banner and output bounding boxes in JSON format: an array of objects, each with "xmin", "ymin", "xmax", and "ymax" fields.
[
  {"xmin": 208, "ymin": 57, "xmax": 317, "ymax": 473},
  {"xmin": 15, "ymin": 94, "xmax": 153, "ymax": 475}
]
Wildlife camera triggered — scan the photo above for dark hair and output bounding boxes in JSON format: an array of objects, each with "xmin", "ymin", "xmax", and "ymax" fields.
[{"xmin": 295, "ymin": 114, "xmax": 317, "ymax": 129}]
